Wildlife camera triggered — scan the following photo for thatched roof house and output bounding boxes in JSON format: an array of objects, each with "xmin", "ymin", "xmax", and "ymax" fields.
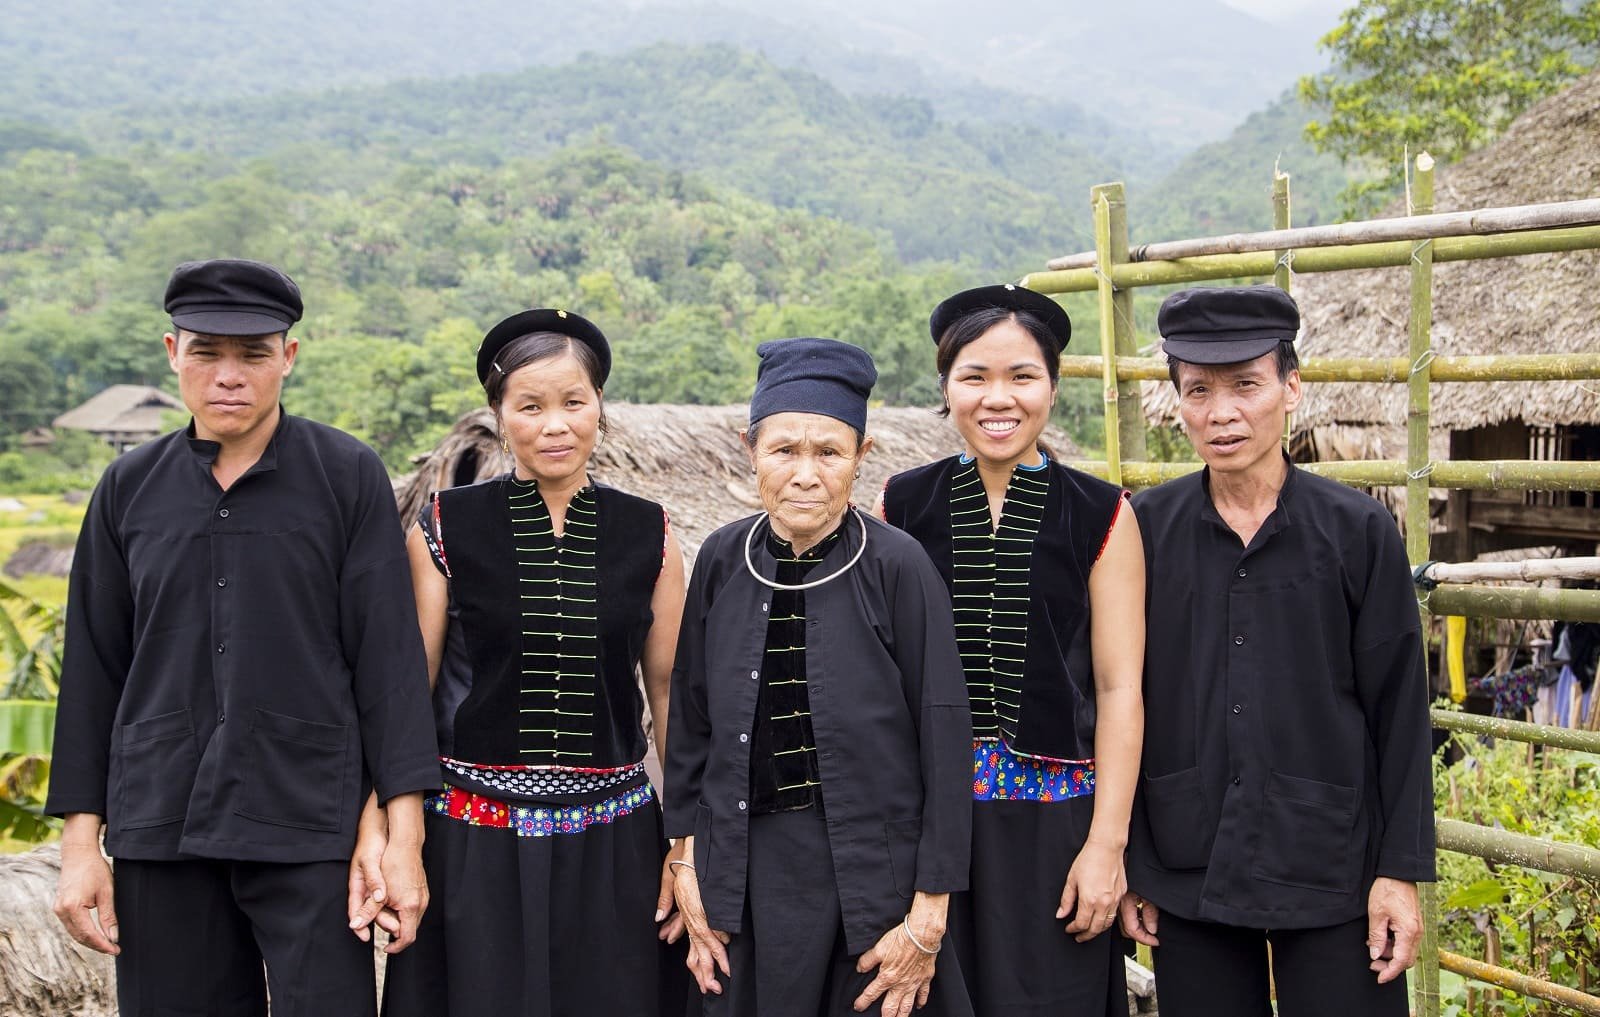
[
  {"xmin": 1141, "ymin": 71, "xmax": 1600, "ymax": 554},
  {"xmin": 397, "ymin": 403, "xmax": 1079, "ymax": 560},
  {"xmin": 52, "ymin": 385, "xmax": 182, "ymax": 453}
]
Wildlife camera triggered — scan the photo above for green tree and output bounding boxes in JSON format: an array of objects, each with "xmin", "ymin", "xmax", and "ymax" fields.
[{"xmin": 1300, "ymin": 0, "xmax": 1600, "ymax": 206}]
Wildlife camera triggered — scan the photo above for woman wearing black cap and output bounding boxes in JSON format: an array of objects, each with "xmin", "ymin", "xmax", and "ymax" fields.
[
  {"xmin": 379, "ymin": 309, "xmax": 688, "ymax": 1017},
  {"xmin": 664, "ymin": 338, "xmax": 975, "ymax": 1017},
  {"xmin": 877, "ymin": 285, "xmax": 1146, "ymax": 1017}
]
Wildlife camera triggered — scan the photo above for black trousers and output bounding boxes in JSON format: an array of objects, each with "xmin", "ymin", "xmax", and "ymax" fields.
[
  {"xmin": 113, "ymin": 857, "xmax": 375, "ymax": 1017},
  {"xmin": 703, "ymin": 809, "xmax": 970, "ymax": 1017},
  {"xmin": 1151, "ymin": 910, "xmax": 1409, "ymax": 1017}
]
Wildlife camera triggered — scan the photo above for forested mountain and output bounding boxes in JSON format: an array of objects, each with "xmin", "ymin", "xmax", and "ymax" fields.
[
  {"xmin": 2, "ymin": 0, "xmax": 1325, "ymax": 146},
  {"xmin": 1136, "ymin": 89, "xmax": 1358, "ymax": 242},
  {"xmin": 2, "ymin": 134, "xmax": 1078, "ymax": 470},
  {"xmin": 73, "ymin": 45, "xmax": 1123, "ymax": 268}
]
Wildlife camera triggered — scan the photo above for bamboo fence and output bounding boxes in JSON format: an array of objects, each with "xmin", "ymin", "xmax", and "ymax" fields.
[{"xmin": 1033, "ymin": 156, "xmax": 1600, "ymax": 1016}]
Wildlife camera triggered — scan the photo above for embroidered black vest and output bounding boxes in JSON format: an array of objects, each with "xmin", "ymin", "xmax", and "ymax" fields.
[
  {"xmin": 431, "ymin": 476, "xmax": 663, "ymax": 768},
  {"xmin": 883, "ymin": 456, "xmax": 1123, "ymax": 760}
]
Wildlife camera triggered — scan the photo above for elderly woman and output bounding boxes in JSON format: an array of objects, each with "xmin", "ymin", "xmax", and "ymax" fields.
[
  {"xmin": 379, "ymin": 308, "xmax": 687, "ymax": 1017},
  {"xmin": 665, "ymin": 338, "xmax": 974, "ymax": 1017},
  {"xmin": 878, "ymin": 286, "xmax": 1145, "ymax": 1017}
]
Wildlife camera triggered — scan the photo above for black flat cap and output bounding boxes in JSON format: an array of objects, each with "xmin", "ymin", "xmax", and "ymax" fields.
[
  {"xmin": 929, "ymin": 283, "xmax": 1071, "ymax": 353},
  {"xmin": 750, "ymin": 338, "xmax": 877, "ymax": 434},
  {"xmin": 164, "ymin": 259, "xmax": 303, "ymax": 335},
  {"xmin": 1158, "ymin": 285, "xmax": 1300, "ymax": 365},
  {"xmin": 477, "ymin": 308, "xmax": 612, "ymax": 387}
]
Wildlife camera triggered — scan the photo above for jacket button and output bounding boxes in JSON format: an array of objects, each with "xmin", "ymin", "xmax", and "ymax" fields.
[
  {"xmin": 1232, "ymin": 704, "xmax": 1243, "ymax": 714},
  {"xmin": 216, "ymin": 577, "xmax": 228, "ymax": 588},
  {"xmin": 761, "ymin": 603, "xmax": 768, "ymax": 613},
  {"xmin": 218, "ymin": 508, "xmax": 230, "ymax": 518},
  {"xmin": 737, "ymin": 800, "xmax": 747, "ymax": 811},
  {"xmin": 216, "ymin": 643, "xmax": 226, "ymax": 654},
  {"xmin": 217, "ymin": 713, "xmax": 226, "ymax": 724},
  {"xmin": 1234, "ymin": 635, "xmax": 1245, "ymax": 645},
  {"xmin": 739, "ymin": 733, "xmax": 749, "ymax": 743},
  {"xmin": 1237, "ymin": 568, "xmax": 1247, "ymax": 578},
  {"xmin": 1232, "ymin": 776, "xmax": 1242, "ymax": 786},
  {"xmin": 750, "ymin": 670, "xmax": 759, "ymax": 680}
]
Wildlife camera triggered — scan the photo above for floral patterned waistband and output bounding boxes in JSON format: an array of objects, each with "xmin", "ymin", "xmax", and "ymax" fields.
[
  {"xmin": 971, "ymin": 738, "xmax": 1094, "ymax": 802},
  {"xmin": 440, "ymin": 756, "xmax": 647, "ymax": 799},
  {"xmin": 427, "ymin": 782, "xmax": 655, "ymax": 838}
]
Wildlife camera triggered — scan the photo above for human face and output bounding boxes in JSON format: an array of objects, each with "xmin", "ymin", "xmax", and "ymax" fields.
[
  {"xmin": 1175, "ymin": 353, "xmax": 1302, "ymax": 479},
  {"xmin": 164, "ymin": 330, "xmax": 297, "ymax": 446},
  {"xmin": 497, "ymin": 351, "xmax": 602, "ymax": 490},
  {"xmin": 943, "ymin": 318, "xmax": 1056, "ymax": 469},
  {"xmin": 745, "ymin": 411, "xmax": 874, "ymax": 553}
]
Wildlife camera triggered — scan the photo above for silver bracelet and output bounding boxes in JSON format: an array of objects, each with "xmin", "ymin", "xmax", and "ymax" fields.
[
  {"xmin": 901, "ymin": 915, "xmax": 940, "ymax": 955},
  {"xmin": 668, "ymin": 858, "xmax": 696, "ymax": 873}
]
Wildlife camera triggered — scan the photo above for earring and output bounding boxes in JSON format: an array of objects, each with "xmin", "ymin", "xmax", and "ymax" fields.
[
  {"xmin": 501, "ymin": 435, "xmax": 510, "ymax": 454},
  {"xmin": 855, "ymin": 471, "xmax": 862, "ymax": 480}
]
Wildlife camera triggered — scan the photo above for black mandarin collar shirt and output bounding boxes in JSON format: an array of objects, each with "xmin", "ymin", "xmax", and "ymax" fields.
[
  {"xmin": 1128, "ymin": 458, "xmax": 1436, "ymax": 929},
  {"xmin": 47, "ymin": 412, "xmax": 439, "ymax": 863}
]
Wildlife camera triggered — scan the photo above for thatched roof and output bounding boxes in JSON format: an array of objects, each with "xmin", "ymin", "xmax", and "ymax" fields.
[
  {"xmin": 52, "ymin": 385, "xmax": 181, "ymax": 436},
  {"xmin": 1143, "ymin": 70, "xmax": 1600, "ymax": 435},
  {"xmin": 396, "ymin": 403, "xmax": 1079, "ymax": 559}
]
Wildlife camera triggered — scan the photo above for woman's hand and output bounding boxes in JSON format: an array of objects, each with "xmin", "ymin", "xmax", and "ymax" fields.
[
  {"xmin": 1058, "ymin": 836, "xmax": 1127, "ymax": 942},
  {"xmin": 673, "ymin": 840, "xmax": 731, "ymax": 995},
  {"xmin": 1119, "ymin": 891, "xmax": 1160, "ymax": 947},
  {"xmin": 854, "ymin": 891, "xmax": 947, "ymax": 1016},
  {"xmin": 656, "ymin": 840, "xmax": 687, "ymax": 944}
]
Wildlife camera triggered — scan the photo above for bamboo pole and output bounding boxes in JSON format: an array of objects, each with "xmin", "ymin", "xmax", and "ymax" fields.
[
  {"xmin": 1438, "ymin": 951, "xmax": 1600, "ymax": 1016},
  {"xmin": 1057, "ymin": 352, "xmax": 1600, "ymax": 383},
  {"xmin": 1431, "ymin": 709, "xmax": 1600, "ymax": 754},
  {"xmin": 1418, "ymin": 557, "xmax": 1600, "ymax": 584},
  {"xmin": 1102, "ymin": 184, "xmax": 1146, "ymax": 465},
  {"xmin": 1042, "ymin": 196, "xmax": 1600, "ymax": 270},
  {"xmin": 1275, "ymin": 170, "xmax": 1292, "ymax": 447},
  {"xmin": 1064, "ymin": 458, "xmax": 1600, "ymax": 491},
  {"xmin": 1437, "ymin": 819, "xmax": 1600, "ymax": 878},
  {"xmin": 1424, "ymin": 584, "xmax": 1600, "ymax": 622},
  {"xmin": 1092, "ymin": 187, "xmax": 1124, "ymax": 486},
  {"xmin": 1405, "ymin": 153, "xmax": 1441, "ymax": 1017},
  {"xmin": 1020, "ymin": 224, "xmax": 1600, "ymax": 294}
]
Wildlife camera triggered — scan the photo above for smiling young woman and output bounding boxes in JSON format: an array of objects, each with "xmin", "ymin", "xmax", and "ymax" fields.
[{"xmin": 879, "ymin": 285, "xmax": 1146, "ymax": 1017}]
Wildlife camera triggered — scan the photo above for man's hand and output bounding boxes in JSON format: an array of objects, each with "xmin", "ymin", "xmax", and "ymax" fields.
[
  {"xmin": 347, "ymin": 792, "xmax": 390, "ymax": 942},
  {"xmin": 1367, "ymin": 877, "xmax": 1421, "ymax": 983},
  {"xmin": 1118, "ymin": 892, "xmax": 1159, "ymax": 947},
  {"xmin": 853, "ymin": 892, "xmax": 947, "ymax": 1017},
  {"xmin": 53, "ymin": 814, "xmax": 120, "ymax": 955},
  {"xmin": 377, "ymin": 792, "xmax": 429, "ymax": 954}
]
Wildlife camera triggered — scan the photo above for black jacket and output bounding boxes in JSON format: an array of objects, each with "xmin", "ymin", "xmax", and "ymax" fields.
[
  {"xmin": 664, "ymin": 508, "xmax": 972, "ymax": 955},
  {"xmin": 46, "ymin": 414, "xmax": 439, "ymax": 862},
  {"xmin": 1128, "ymin": 464, "xmax": 1436, "ymax": 929}
]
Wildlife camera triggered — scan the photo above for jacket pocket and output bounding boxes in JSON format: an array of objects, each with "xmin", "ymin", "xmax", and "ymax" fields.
[
  {"xmin": 884, "ymin": 816, "xmax": 921, "ymax": 899},
  {"xmin": 1251, "ymin": 771, "xmax": 1359, "ymax": 894},
  {"xmin": 1141, "ymin": 766, "xmax": 1212, "ymax": 870},
  {"xmin": 236, "ymin": 708, "xmax": 349, "ymax": 833},
  {"xmin": 115, "ymin": 709, "xmax": 197, "ymax": 829}
]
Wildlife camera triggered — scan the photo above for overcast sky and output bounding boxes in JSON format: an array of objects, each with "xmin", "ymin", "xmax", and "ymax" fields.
[{"xmin": 1218, "ymin": 0, "xmax": 1348, "ymax": 21}]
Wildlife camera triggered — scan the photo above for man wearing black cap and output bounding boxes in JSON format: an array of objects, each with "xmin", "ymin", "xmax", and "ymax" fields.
[
  {"xmin": 47, "ymin": 259, "xmax": 440, "ymax": 1016},
  {"xmin": 1119, "ymin": 286, "xmax": 1434, "ymax": 1016}
]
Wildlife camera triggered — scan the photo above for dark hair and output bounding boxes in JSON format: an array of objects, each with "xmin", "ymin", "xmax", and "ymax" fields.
[
  {"xmin": 484, "ymin": 331, "xmax": 609, "ymax": 434},
  {"xmin": 1166, "ymin": 340, "xmax": 1299, "ymax": 388},
  {"xmin": 934, "ymin": 307, "xmax": 1061, "ymax": 419},
  {"xmin": 744, "ymin": 417, "xmax": 866, "ymax": 455}
]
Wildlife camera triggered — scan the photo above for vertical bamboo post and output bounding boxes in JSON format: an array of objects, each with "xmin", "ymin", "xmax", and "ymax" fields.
[
  {"xmin": 1407, "ymin": 151, "xmax": 1442, "ymax": 1017},
  {"xmin": 1105, "ymin": 183, "xmax": 1146, "ymax": 468},
  {"xmin": 1092, "ymin": 186, "xmax": 1124, "ymax": 486},
  {"xmin": 1273, "ymin": 168, "xmax": 1292, "ymax": 294},
  {"xmin": 1274, "ymin": 169, "xmax": 1294, "ymax": 448}
]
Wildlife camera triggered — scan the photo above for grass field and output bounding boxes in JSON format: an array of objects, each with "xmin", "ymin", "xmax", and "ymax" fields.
[{"xmin": 0, "ymin": 494, "xmax": 84, "ymax": 609}]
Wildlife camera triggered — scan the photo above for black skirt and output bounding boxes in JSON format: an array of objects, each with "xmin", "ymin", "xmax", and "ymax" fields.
[
  {"xmin": 382, "ymin": 784, "xmax": 688, "ymax": 1017},
  {"xmin": 946, "ymin": 794, "xmax": 1126, "ymax": 1017}
]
